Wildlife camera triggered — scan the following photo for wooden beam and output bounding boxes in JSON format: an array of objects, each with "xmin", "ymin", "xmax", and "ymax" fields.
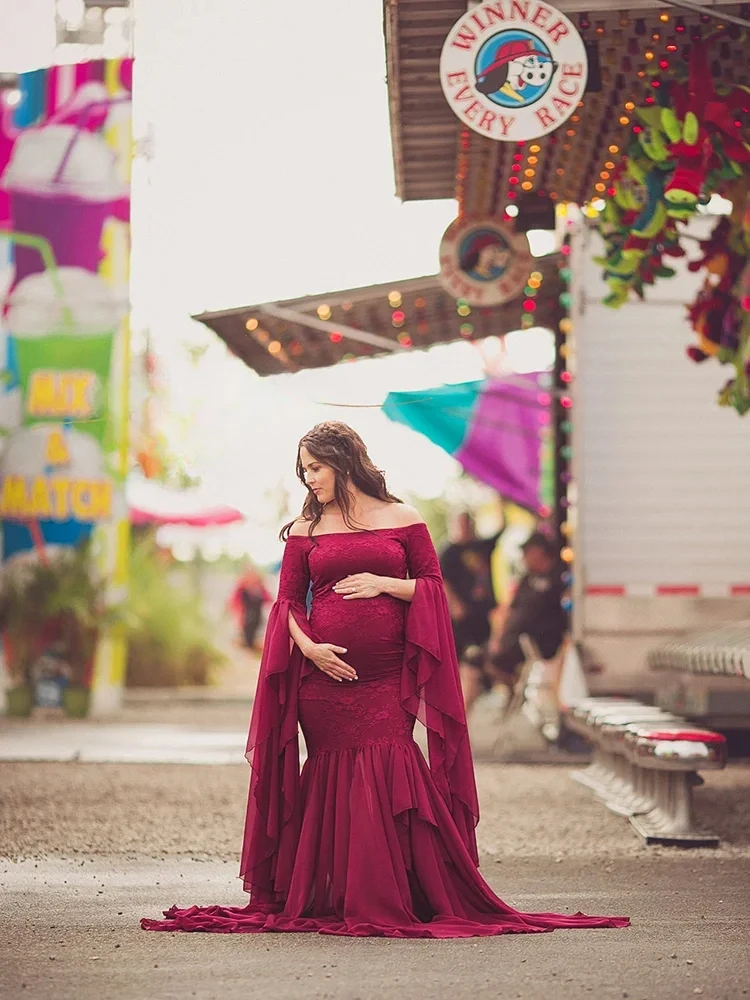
[{"xmin": 258, "ymin": 304, "xmax": 405, "ymax": 353}]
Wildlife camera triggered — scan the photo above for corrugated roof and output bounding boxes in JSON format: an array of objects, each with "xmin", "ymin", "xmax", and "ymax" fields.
[
  {"xmin": 384, "ymin": 1, "xmax": 750, "ymax": 206},
  {"xmin": 193, "ymin": 256, "xmax": 562, "ymax": 376}
]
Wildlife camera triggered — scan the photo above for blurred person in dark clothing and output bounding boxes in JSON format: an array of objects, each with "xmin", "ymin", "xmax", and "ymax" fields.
[
  {"xmin": 488, "ymin": 531, "xmax": 569, "ymax": 689},
  {"xmin": 439, "ymin": 512, "xmax": 503, "ymax": 710},
  {"xmin": 229, "ymin": 568, "xmax": 272, "ymax": 649}
]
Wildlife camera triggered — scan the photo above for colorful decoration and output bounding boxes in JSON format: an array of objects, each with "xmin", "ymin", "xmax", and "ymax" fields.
[
  {"xmin": 685, "ymin": 193, "xmax": 750, "ymax": 414},
  {"xmin": 590, "ymin": 33, "xmax": 750, "ymax": 414},
  {"xmin": 594, "ymin": 39, "xmax": 750, "ymax": 308},
  {"xmin": 0, "ymin": 59, "xmax": 133, "ymax": 712},
  {"xmin": 554, "ymin": 238, "xmax": 574, "ymax": 608},
  {"xmin": 382, "ymin": 372, "xmax": 553, "ymax": 514}
]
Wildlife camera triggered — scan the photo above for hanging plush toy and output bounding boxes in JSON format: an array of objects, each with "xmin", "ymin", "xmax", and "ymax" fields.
[{"xmin": 662, "ymin": 110, "xmax": 713, "ymax": 207}]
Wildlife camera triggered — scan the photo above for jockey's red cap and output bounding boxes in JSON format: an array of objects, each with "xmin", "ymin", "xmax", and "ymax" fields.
[{"xmin": 478, "ymin": 38, "xmax": 552, "ymax": 79}]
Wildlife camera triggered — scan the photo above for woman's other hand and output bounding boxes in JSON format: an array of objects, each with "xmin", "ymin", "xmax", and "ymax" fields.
[
  {"xmin": 304, "ymin": 642, "xmax": 358, "ymax": 682},
  {"xmin": 333, "ymin": 573, "xmax": 384, "ymax": 600}
]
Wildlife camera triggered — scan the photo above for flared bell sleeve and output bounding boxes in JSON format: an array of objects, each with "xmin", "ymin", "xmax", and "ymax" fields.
[
  {"xmin": 239, "ymin": 536, "xmax": 317, "ymax": 900},
  {"xmin": 400, "ymin": 523, "xmax": 480, "ymax": 865}
]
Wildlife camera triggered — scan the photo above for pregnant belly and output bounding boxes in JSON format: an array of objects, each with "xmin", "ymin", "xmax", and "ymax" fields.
[{"xmin": 309, "ymin": 593, "xmax": 407, "ymax": 680}]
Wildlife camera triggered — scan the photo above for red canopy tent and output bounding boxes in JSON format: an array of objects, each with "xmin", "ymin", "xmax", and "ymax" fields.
[{"xmin": 126, "ymin": 477, "xmax": 244, "ymax": 529}]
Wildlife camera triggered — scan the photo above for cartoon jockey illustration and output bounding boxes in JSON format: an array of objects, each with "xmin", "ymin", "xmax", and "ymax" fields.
[
  {"xmin": 459, "ymin": 231, "xmax": 511, "ymax": 281},
  {"xmin": 475, "ymin": 37, "xmax": 557, "ymax": 106}
]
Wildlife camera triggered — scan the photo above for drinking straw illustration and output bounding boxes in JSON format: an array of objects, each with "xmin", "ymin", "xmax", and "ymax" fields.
[
  {"xmin": 1, "ymin": 82, "xmax": 130, "ymax": 143},
  {"xmin": 52, "ymin": 95, "xmax": 131, "ymax": 188},
  {"xmin": 0, "ymin": 230, "xmax": 74, "ymax": 330}
]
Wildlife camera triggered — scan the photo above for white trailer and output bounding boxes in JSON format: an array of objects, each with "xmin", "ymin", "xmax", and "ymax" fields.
[{"xmin": 570, "ymin": 217, "xmax": 750, "ymax": 724}]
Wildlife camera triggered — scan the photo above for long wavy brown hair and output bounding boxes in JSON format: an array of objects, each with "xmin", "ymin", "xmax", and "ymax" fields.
[{"xmin": 280, "ymin": 422, "xmax": 401, "ymax": 540}]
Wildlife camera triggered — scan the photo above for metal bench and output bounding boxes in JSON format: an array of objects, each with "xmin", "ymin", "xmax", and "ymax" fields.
[
  {"xmin": 648, "ymin": 622, "xmax": 750, "ymax": 680},
  {"xmin": 562, "ymin": 698, "xmax": 728, "ymax": 847},
  {"xmin": 568, "ymin": 701, "xmax": 676, "ymax": 799}
]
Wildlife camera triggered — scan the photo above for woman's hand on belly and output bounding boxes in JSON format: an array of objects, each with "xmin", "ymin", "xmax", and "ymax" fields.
[
  {"xmin": 304, "ymin": 642, "xmax": 359, "ymax": 682},
  {"xmin": 333, "ymin": 573, "xmax": 384, "ymax": 600},
  {"xmin": 334, "ymin": 573, "xmax": 417, "ymax": 604}
]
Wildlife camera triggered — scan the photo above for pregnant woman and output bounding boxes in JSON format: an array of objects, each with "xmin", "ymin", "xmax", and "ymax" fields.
[{"xmin": 142, "ymin": 422, "xmax": 629, "ymax": 938}]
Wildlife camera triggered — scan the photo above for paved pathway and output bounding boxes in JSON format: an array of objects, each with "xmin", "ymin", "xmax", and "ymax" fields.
[
  {"xmin": 0, "ymin": 719, "xmax": 250, "ymax": 765},
  {"xmin": 3, "ymin": 856, "xmax": 749, "ymax": 1000},
  {"xmin": 0, "ymin": 687, "xmax": 548, "ymax": 765}
]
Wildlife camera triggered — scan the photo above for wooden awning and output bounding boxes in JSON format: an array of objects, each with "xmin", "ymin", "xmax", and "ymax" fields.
[
  {"xmin": 384, "ymin": 0, "xmax": 750, "ymax": 208},
  {"xmin": 193, "ymin": 257, "xmax": 562, "ymax": 376}
]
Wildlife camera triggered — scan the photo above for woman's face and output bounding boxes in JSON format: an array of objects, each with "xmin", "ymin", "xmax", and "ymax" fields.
[{"xmin": 300, "ymin": 445, "xmax": 337, "ymax": 505}]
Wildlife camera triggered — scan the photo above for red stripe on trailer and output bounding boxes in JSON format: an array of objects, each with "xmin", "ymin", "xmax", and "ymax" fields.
[{"xmin": 585, "ymin": 585, "xmax": 750, "ymax": 597}]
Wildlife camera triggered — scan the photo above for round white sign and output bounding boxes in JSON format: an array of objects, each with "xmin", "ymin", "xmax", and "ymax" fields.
[
  {"xmin": 439, "ymin": 217, "xmax": 532, "ymax": 306},
  {"xmin": 439, "ymin": 1, "xmax": 588, "ymax": 142}
]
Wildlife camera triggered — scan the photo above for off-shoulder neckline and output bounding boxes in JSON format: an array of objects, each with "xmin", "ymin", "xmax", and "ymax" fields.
[{"xmin": 287, "ymin": 522, "xmax": 427, "ymax": 540}]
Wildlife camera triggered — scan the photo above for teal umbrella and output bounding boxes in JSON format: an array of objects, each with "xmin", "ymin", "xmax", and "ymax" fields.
[{"xmin": 382, "ymin": 373, "xmax": 553, "ymax": 513}]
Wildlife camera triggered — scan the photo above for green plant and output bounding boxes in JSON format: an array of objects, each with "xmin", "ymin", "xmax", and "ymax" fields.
[
  {"xmin": 125, "ymin": 537, "xmax": 225, "ymax": 687},
  {"xmin": 0, "ymin": 541, "xmax": 122, "ymax": 688}
]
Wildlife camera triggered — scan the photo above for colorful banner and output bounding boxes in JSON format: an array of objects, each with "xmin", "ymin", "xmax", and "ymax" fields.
[
  {"xmin": 382, "ymin": 373, "xmax": 552, "ymax": 513},
  {"xmin": 0, "ymin": 59, "xmax": 133, "ymax": 715}
]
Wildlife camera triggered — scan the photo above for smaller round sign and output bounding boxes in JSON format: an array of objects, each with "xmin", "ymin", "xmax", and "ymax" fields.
[
  {"xmin": 439, "ymin": 218, "xmax": 532, "ymax": 306},
  {"xmin": 440, "ymin": 1, "xmax": 588, "ymax": 142}
]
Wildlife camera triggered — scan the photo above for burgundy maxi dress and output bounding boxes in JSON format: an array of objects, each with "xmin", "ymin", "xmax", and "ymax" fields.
[{"xmin": 142, "ymin": 523, "xmax": 629, "ymax": 938}]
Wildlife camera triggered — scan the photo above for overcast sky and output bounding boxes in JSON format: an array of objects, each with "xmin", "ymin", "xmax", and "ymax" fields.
[{"xmin": 2, "ymin": 0, "xmax": 550, "ymax": 561}]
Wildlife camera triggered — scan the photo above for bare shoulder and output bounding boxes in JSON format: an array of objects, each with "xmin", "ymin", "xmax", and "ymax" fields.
[
  {"xmin": 388, "ymin": 503, "xmax": 425, "ymax": 528},
  {"xmin": 288, "ymin": 519, "xmax": 313, "ymax": 537}
]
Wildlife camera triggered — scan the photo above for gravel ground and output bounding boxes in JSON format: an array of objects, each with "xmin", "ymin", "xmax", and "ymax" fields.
[
  {"xmin": 2, "ymin": 759, "xmax": 750, "ymax": 1000},
  {"xmin": 3, "ymin": 694, "xmax": 750, "ymax": 1000},
  {"xmin": 2, "ymin": 758, "xmax": 750, "ymax": 862}
]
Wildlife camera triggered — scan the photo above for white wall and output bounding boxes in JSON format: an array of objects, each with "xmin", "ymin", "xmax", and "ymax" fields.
[
  {"xmin": 579, "ymin": 220, "xmax": 750, "ymax": 591},
  {"xmin": 0, "ymin": 0, "xmax": 56, "ymax": 72},
  {"xmin": 575, "ymin": 219, "xmax": 750, "ymax": 694}
]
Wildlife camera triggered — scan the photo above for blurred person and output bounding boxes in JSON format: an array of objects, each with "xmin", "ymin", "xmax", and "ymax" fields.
[
  {"xmin": 489, "ymin": 531, "xmax": 569, "ymax": 690},
  {"xmin": 440, "ymin": 512, "xmax": 502, "ymax": 712},
  {"xmin": 229, "ymin": 567, "xmax": 272, "ymax": 649},
  {"xmin": 142, "ymin": 422, "xmax": 628, "ymax": 937}
]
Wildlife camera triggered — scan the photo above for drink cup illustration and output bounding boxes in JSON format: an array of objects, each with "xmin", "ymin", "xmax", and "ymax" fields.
[
  {"xmin": 2, "ymin": 121, "xmax": 129, "ymax": 283},
  {"xmin": 5, "ymin": 266, "xmax": 124, "ymax": 446}
]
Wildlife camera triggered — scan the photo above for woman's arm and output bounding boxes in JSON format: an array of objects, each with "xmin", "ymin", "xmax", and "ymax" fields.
[
  {"xmin": 333, "ymin": 513, "xmax": 438, "ymax": 604},
  {"xmin": 379, "ymin": 576, "xmax": 416, "ymax": 602},
  {"xmin": 277, "ymin": 533, "xmax": 356, "ymax": 681},
  {"xmin": 288, "ymin": 609, "xmax": 314, "ymax": 656}
]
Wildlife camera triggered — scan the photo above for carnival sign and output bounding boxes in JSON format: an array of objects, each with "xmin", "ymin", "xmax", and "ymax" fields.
[
  {"xmin": 440, "ymin": 0, "xmax": 588, "ymax": 142},
  {"xmin": 439, "ymin": 217, "xmax": 532, "ymax": 305}
]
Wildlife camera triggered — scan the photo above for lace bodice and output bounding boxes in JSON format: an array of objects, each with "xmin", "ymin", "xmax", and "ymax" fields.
[{"xmin": 278, "ymin": 525, "xmax": 442, "ymax": 684}]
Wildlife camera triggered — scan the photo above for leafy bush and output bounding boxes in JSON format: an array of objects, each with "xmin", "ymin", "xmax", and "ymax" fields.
[
  {"xmin": 0, "ymin": 542, "xmax": 119, "ymax": 688},
  {"xmin": 125, "ymin": 537, "xmax": 225, "ymax": 687}
]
